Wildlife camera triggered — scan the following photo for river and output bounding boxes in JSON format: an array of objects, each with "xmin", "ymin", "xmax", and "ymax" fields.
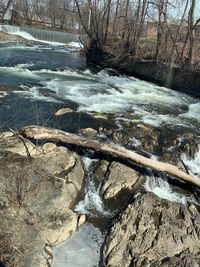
[{"xmin": 0, "ymin": 26, "xmax": 200, "ymax": 267}]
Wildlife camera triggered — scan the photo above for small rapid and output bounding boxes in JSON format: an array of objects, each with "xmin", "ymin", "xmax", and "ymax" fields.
[
  {"xmin": 144, "ymin": 155, "xmax": 188, "ymax": 204},
  {"xmin": 75, "ymin": 156, "xmax": 112, "ymax": 218},
  {"xmin": 1, "ymin": 65, "xmax": 198, "ymax": 131},
  {"xmin": 181, "ymin": 145, "xmax": 200, "ymax": 179}
]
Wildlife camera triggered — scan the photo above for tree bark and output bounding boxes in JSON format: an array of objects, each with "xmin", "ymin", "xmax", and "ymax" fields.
[
  {"xmin": 188, "ymin": 0, "xmax": 196, "ymax": 70},
  {"xmin": 20, "ymin": 125, "xmax": 200, "ymax": 189},
  {"xmin": 155, "ymin": 0, "xmax": 164, "ymax": 63},
  {"xmin": 2, "ymin": 0, "xmax": 13, "ymax": 20}
]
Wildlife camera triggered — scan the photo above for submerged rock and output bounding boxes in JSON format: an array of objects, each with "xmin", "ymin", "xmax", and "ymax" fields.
[
  {"xmin": 80, "ymin": 127, "xmax": 98, "ymax": 137},
  {"xmin": 94, "ymin": 160, "xmax": 110, "ymax": 182},
  {"xmin": 103, "ymin": 192, "xmax": 200, "ymax": 267},
  {"xmin": 54, "ymin": 108, "xmax": 74, "ymax": 116},
  {"xmin": 93, "ymin": 114, "xmax": 108, "ymax": 120},
  {"xmin": 0, "ymin": 132, "xmax": 85, "ymax": 266}
]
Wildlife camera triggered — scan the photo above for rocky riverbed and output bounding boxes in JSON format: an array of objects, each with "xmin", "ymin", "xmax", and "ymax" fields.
[
  {"xmin": 0, "ymin": 131, "xmax": 85, "ymax": 266},
  {"xmin": 0, "ymin": 126, "xmax": 200, "ymax": 267}
]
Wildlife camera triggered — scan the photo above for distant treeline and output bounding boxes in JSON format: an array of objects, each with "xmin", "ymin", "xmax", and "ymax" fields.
[{"xmin": 1, "ymin": 0, "xmax": 200, "ymax": 70}]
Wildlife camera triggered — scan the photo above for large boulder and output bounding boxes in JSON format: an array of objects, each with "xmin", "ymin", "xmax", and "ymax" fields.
[
  {"xmin": 103, "ymin": 192, "xmax": 200, "ymax": 267},
  {"xmin": 101, "ymin": 161, "xmax": 145, "ymax": 203},
  {"xmin": 79, "ymin": 127, "xmax": 98, "ymax": 137},
  {"xmin": 54, "ymin": 107, "xmax": 74, "ymax": 116},
  {"xmin": 0, "ymin": 132, "xmax": 85, "ymax": 266},
  {"xmin": 94, "ymin": 160, "xmax": 110, "ymax": 182}
]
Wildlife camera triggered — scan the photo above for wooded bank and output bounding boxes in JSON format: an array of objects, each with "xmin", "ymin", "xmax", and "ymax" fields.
[
  {"xmin": 1, "ymin": 1, "xmax": 200, "ymax": 71},
  {"xmin": 86, "ymin": 50, "xmax": 200, "ymax": 97},
  {"xmin": 21, "ymin": 125, "xmax": 200, "ymax": 189}
]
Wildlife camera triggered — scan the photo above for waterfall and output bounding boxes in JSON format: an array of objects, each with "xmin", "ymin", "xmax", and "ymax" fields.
[
  {"xmin": 144, "ymin": 154, "xmax": 187, "ymax": 204},
  {"xmin": 0, "ymin": 24, "xmax": 83, "ymax": 44},
  {"xmin": 21, "ymin": 26, "xmax": 80, "ymax": 43},
  {"xmin": 0, "ymin": 24, "xmax": 20, "ymax": 33}
]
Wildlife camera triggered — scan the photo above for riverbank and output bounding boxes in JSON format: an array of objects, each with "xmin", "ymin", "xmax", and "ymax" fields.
[{"xmin": 86, "ymin": 49, "xmax": 200, "ymax": 98}]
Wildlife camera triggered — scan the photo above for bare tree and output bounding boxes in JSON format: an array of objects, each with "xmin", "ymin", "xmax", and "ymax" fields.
[
  {"xmin": 1, "ymin": 0, "xmax": 14, "ymax": 20},
  {"xmin": 188, "ymin": 0, "xmax": 196, "ymax": 70}
]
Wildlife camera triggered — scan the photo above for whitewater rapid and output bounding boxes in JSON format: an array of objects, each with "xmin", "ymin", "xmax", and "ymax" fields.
[
  {"xmin": 1, "ymin": 64, "xmax": 198, "ymax": 130},
  {"xmin": 1, "ymin": 25, "xmax": 199, "ymax": 131},
  {"xmin": 75, "ymin": 156, "xmax": 113, "ymax": 217}
]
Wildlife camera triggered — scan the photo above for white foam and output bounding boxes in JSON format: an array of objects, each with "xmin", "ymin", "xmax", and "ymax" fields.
[
  {"xmin": 0, "ymin": 25, "xmax": 65, "ymax": 45},
  {"xmin": 142, "ymin": 113, "xmax": 193, "ymax": 128},
  {"xmin": 181, "ymin": 145, "xmax": 200, "ymax": 179},
  {"xmin": 144, "ymin": 175, "xmax": 187, "ymax": 204},
  {"xmin": 0, "ymin": 91, "xmax": 8, "ymax": 98},
  {"xmin": 44, "ymin": 69, "xmax": 195, "ymax": 128},
  {"xmin": 1, "ymin": 61, "xmax": 197, "ymax": 130},
  {"xmin": 144, "ymin": 154, "xmax": 187, "ymax": 204},
  {"xmin": 181, "ymin": 102, "xmax": 200, "ymax": 122},
  {"xmin": 130, "ymin": 137, "xmax": 141, "ymax": 147},
  {"xmin": 67, "ymin": 41, "xmax": 83, "ymax": 48},
  {"xmin": 75, "ymin": 156, "xmax": 111, "ymax": 217},
  {"xmin": 0, "ymin": 66, "xmax": 39, "ymax": 79},
  {"xmin": 39, "ymin": 69, "xmax": 96, "ymax": 80},
  {"xmin": 53, "ymin": 223, "xmax": 103, "ymax": 267},
  {"xmin": 0, "ymin": 67, "xmax": 89, "ymax": 81},
  {"xmin": 15, "ymin": 63, "xmax": 34, "ymax": 69},
  {"xmin": 75, "ymin": 179, "xmax": 110, "ymax": 216},
  {"xmin": 14, "ymin": 85, "xmax": 61, "ymax": 103},
  {"xmin": 82, "ymin": 156, "xmax": 95, "ymax": 171}
]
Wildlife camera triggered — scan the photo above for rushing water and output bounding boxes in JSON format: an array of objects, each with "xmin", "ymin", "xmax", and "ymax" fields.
[
  {"xmin": 1, "ymin": 26, "xmax": 200, "ymax": 266},
  {"xmin": 0, "ymin": 24, "xmax": 82, "ymax": 44}
]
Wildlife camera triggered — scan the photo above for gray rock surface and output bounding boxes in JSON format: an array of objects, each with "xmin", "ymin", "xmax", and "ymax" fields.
[
  {"xmin": 0, "ymin": 132, "xmax": 85, "ymax": 266},
  {"xmin": 79, "ymin": 128, "xmax": 98, "ymax": 137},
  {"xmin": 101, "ymin": 161, "xmax": 144, "ymax": 201},
  {"xmin": 53, "ymin": 223, "xmax": 103, "ymax": 267},
  {"xmin": 94, "ymin": 160, "xmax": 110, "ymax": 182},
  {"xmin": 103, "ymin": 192, "xmax": 200, "ymax": 267},
  {"xmin": 54, "ymin": 108, "xmax": 74, "ymax": 116}
]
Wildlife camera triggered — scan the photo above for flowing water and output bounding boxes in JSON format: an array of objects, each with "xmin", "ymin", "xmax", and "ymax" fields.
[{"xmin": 1, "ymin": 25, "xmax": 200, "ymax": 266}]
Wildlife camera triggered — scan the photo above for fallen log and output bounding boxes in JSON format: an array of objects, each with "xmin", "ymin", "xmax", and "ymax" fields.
[{"xmin": 21, "ymin": 125, "xmax": 200, "ymax": 189}]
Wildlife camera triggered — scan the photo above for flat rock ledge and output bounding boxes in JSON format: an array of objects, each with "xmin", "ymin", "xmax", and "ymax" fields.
[
  {"xmin": 0, "ymin": 132, "xmax": 85, "ymax": 267},
  {"xmin": 103, "ymin": 192, "xmax": 200, "ymax": 267}
]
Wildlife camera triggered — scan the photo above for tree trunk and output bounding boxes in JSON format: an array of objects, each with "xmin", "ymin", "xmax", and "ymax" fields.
[
  {"xmin": 188, "ymin": 0, "xmax": 196, "ymax": 70},
  {"xmin": 20, "ymin": 125, "xmax": 200, "ymax": 189},
  {"xmin": 155, "ymin": 1, "xmax": 164, "ymax": 63},
  {"xmin": 2, "ymin": 0, "xmax": 13, "ymax": 20}
]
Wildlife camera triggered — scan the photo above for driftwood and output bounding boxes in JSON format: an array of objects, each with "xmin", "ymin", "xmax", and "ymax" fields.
[{"xmin": 21, "ymin": 125, "xmax": 200, "ymax": 189}]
